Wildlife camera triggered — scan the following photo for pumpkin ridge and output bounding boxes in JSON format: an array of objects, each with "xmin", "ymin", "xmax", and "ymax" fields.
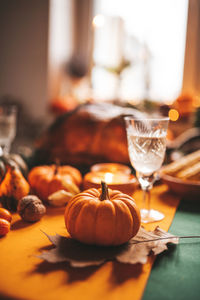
[
  {"xmin": 74, "ymin": 201, "xmax": 95, "ymax": 243},
  {"xmin": 89, "ymin": 198, "xmax": 98, "ymax": 244},
  {"xmin": 65, "ymin": 197, "xmax": 84, "ymax": 222},
  {"xmin": 95, "ymin": 200, "xmax": 116, "ymax": 245},
  {"xmin": 93, "ymin": 200, "xmax": 99, "ymax": 245},
  {"xmin": 65, "ymin": 198, "xmax": 86, "ymax": 236},
  {"xmin": 109, "ymin": 200, "xmax": 116, "ymax": 245},
  {"xmin": 113, "ymin": 200, "xmax": 119, "ymax": 246},
  {"xmin": 109, "ymin": 190, "xmax": 121, "ymax": 198},
  {"xmin": 120, "ymin": 199, "xmax": 135, "ymax": 237},
  {"xmin": 112, "ymin": 200, "xmax": 133, "ymax": 245},
  {"xmin": 72, "ymin": 189, "xmax": 98, "ymax": 199},
  {"xmin": 67, "ymin": 193, "xmax": 97, "ymax": 209},
  {"xmin": 73, "ymin": 201, "xmax": 89, "ymax": 235},
  {"xmin": 120, "ymin": 198, "xmax": 141, "ymax": 237},
  {"xmin": 84, "ymin": 188, "xmax": 99, "ymax": 197}
]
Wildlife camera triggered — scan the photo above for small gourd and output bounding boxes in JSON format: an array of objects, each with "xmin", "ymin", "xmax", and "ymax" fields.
[
  {"xmin": 64, "ymin": 181, "xmax": 141, "ymax": 246},
  {"xmin": 0, "ymin": 218, "xmax": 10, "ymax": 236},
  {"xmin": 0, "ymin": 162, "xmax": 30, "ymax": 211},
  {"xmin": 0, "ymin": 153, "xmax": 28, "ymax": 181}
]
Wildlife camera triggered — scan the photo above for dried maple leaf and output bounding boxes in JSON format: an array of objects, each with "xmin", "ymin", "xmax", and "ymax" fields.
[
  {"xmin": 37, "ymin": 227, "xmax": 179, "ymax": 267},
  {"xmin": 116, "ymin": 227, "xmax": 179, "ymax": 264}
]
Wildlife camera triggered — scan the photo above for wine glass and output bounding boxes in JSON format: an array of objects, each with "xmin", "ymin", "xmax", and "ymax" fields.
[
  {"xmin": 0, "ymin": 104, "xmax": 17, "ymax": 156},
  {"xmin": 124, "ymin": 116, "xmax": 169, "ymax": 223}
]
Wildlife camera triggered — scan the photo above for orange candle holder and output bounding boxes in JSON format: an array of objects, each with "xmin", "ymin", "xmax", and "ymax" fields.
[{"xmin": 83, "ymin": 163, "xmax": 138, "ymax": 196}]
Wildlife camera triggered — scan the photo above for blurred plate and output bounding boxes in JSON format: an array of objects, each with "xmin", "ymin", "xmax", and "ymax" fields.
[{"xmin": 160, "ymin": 172, "xmax": 200, "ymax": 198}]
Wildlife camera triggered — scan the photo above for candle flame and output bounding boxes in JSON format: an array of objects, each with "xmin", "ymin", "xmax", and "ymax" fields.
[{"xmin": 104, "ymin": 172, "xmax": 113, "ymax": 184}]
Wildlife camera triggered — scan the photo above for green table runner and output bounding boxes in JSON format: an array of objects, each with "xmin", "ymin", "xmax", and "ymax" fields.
[{"xmin": 143, "ymin": 197, "xmax": 200, "ymax": 300}]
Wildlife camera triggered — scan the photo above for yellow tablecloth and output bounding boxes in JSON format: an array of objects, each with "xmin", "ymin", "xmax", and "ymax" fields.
[{"xmin": 0, "ymin": 185, "xmax": 180, "ymax": 300}]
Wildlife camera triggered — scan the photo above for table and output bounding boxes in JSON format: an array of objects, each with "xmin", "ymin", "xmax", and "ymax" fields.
[{"xmin": 0, "ymin": 184, "xmax": 199, "ymax": 300}]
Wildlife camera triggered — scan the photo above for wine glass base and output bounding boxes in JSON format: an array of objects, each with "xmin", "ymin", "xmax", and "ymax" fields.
[{"xmin": 140, "ymin": 209, "xmax": 164, "ymax": 223}]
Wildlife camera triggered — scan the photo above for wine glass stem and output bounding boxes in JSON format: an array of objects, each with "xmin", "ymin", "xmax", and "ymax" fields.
[
  {"xmin": 142, "ymin": 188, "xmax": 151, "ymax": 212},
  {"xmin": 138, "ymin": 172, "xmax": 154, "ymax": 209},
  {"xmin": 139, "ymin": 175, "xmax": 164, "ymax": 223}
]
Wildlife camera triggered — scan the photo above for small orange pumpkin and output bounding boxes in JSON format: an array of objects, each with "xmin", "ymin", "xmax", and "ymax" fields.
[
  {"xmin": 64, "ymin": 182, "xmax": 141, "ymax": 246},
  {"xmin": 0, "ymin": 208, "xmax": 12, "ymax": 223},
  {"xmin": 28, "ymin": 164, "xmax": 82, "ymax": 201}
]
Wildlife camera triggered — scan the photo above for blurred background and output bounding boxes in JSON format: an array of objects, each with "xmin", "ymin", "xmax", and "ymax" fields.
[{"xmin": 0, "ymin": 0, "xmax": 200, "ymax": 153}]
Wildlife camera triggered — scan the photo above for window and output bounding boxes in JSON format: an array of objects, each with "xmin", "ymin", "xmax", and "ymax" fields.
[{"xmin": 92, "ymin": 0, "xmax": 188, "ymax": 104}]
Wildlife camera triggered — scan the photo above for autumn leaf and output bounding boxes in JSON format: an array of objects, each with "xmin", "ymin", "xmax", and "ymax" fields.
[
  {"xmin": 116, "ymin": 227, "xmax": 179, "ymax": 264},
  {"xmin": 37, "ymin": 227, "xmax": 179, "ymax": 267}
]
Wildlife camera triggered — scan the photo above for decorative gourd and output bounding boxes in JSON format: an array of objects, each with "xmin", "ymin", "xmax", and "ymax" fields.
[
  {"xmin": 0, "ymin": 163, "xmax": 30, "ymax": 211},
  {"xmin": 28, "ymin": 164, "xmax": 82, "ymax": 201},
  {"xmin": 64, "ymin": 182, "xmax": 141, "ymax": 246},
  {"xmin": 0, "ymin": 153, "xmax": 28, "ymax": 183}
]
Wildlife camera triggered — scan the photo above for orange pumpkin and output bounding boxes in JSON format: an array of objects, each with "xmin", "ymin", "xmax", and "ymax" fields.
[
  {"xmin": 64, "ymin": 182, "xmax": 141, "ymax": 246},
  {"xmin": 0, "ymin": 208, "xmax": 12, "ymax": 223},
  {"xmin": 28, "ymin": 165, "xmax": 82, "ymax": 201}
]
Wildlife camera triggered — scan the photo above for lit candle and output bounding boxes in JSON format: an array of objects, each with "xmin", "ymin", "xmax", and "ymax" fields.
[
  {"xmin": 91, "ymin": 163, "xmax": 131, "ymax": 175},
  {"xmin": 83, "ymin": 164, "xmax": 137, "ymax": 196},
  {"xmin": 104, "ymin": 172, "xmax": 114, "ymax": 184},
  {"xmin": 84, "ymin": 172, "xmax": 127, "ymax": 185}
]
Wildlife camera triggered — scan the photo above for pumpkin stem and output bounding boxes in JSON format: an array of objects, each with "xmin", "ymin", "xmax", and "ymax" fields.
[{"xmin": 100, "ymin": 181, "xmax": 110, "ymax": 201}]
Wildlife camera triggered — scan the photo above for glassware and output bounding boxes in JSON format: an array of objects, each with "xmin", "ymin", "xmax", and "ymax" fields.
[
  {"xmin": 0, "ymin": 104, "xmax": 17, "ymax": 156},
  {"xmin": 125, "ymin": 116, "xmax": 169, "ymax": 223}
]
